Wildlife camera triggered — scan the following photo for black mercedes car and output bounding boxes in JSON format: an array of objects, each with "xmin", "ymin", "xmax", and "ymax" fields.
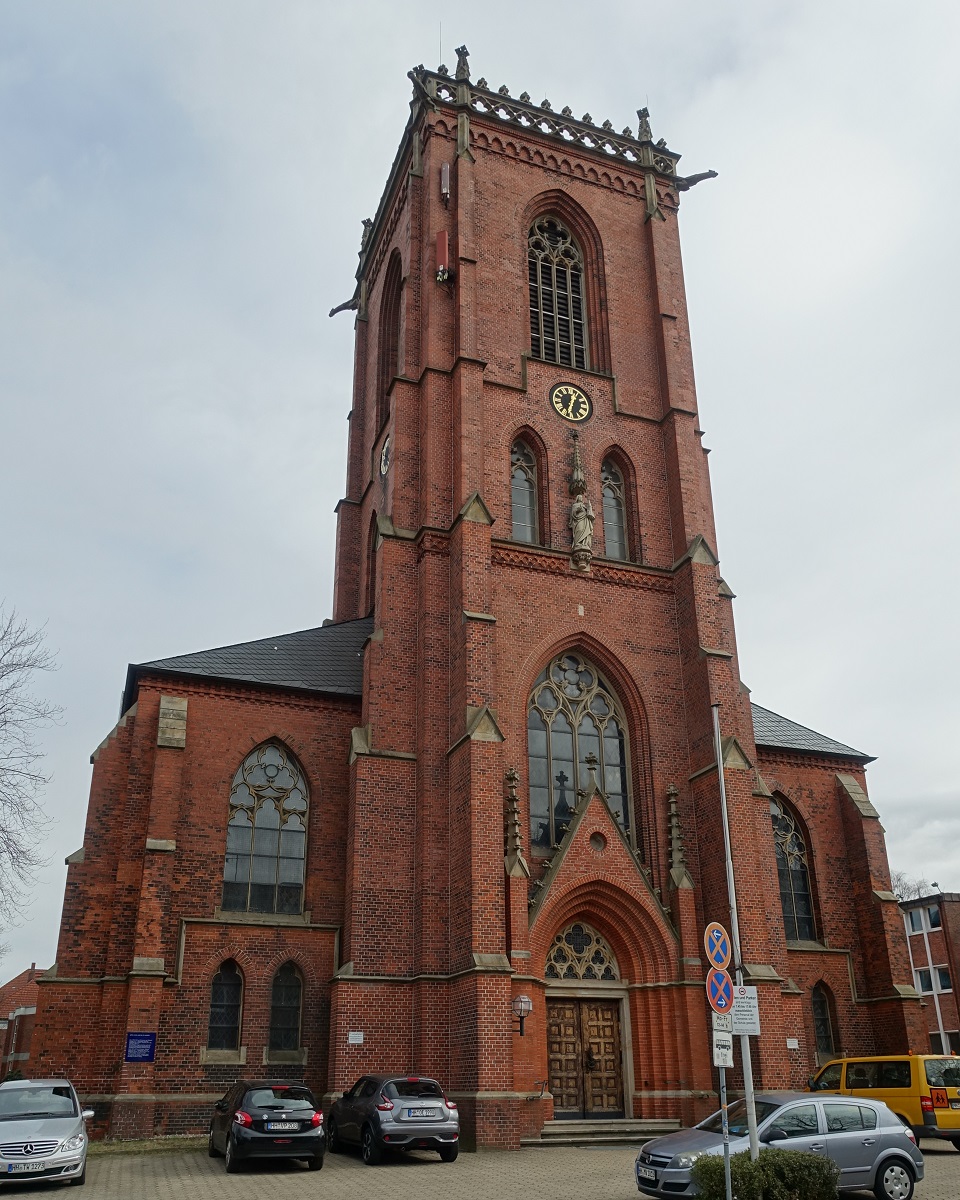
[{"xmin": 207, "ymin": 1080, "xmax": 324, "ymax": 1173}]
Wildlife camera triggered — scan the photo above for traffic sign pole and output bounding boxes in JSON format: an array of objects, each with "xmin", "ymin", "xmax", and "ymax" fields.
[{"xmin": 711, "ymin": 702, "xmax": 760, "ymax": 1162}]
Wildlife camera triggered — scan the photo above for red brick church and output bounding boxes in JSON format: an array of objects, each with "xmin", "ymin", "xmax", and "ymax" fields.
[{"xmin": 33, "ymin": 50, "xmax": 924, "ymax": 1146}]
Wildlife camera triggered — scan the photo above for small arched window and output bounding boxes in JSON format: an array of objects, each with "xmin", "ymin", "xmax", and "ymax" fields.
[
  {"xmin": 269, "ymin": 962, "xmax": 303, "ymax": 1051},
  {"xmin": 811, "ymin": 983, "xmax": 836, "ymax": 1058},
  {"xmin": 601, "ymin": 459, "xmax": 628, "ymax": 560},
  {"xmin": 528, "ymin": 652, "xmax": 631, "ymax": 854},
  {"xmin": 222, "ymin": 744, "xmax": 308, "ymax": 915},
  {"xmin": 511, "ymin": 441, "xmax": 539, "ymax": 544},
  {"xmin": 528, "ymin": 217, "xmax": 587, "ymax": 369},
  {"xmin": 771, "ymin": 797, "xmax": 816, "ymax": 942},
  {"xmin": 208, "ymin": 960, "xmax": 243, "ymax": 1050}
]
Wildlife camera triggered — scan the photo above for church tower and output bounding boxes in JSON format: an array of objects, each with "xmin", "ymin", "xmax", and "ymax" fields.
[
  {"xmin": 31, "ymin": 48, "xmax": 923, "ymax": 1148},
  {"xmin": 326, "ymin": 48, "xmax": 922, "ymax": 1146}
]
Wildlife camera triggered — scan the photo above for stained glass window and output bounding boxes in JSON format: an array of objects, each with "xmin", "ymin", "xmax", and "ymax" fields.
[
  {"xmin": 208, "ymin": 960, "xmax": 243, "ymax": 1050},
  {"xmin": 527, "ymin": 653, "xmax": 631, "ymax": 853},
  {"xmin": 545, "ymin": 923, "xmax": 619, "ymax": 979},
  {"xmin": 601, "ymin": 459, "xmax": 628, "ymax": 560},
  {"xmin": 528, "ymin": 217, "xmax": 587, "ymax": 369},
  {"xmin": 511, "ymin": 441, "xmax": 539, "ymax": 543},
  {"xmin": 222, "ymin": 743, "xmax": 308, "ymax": 915},
  {"xmin": 771, "ymin": 797, "xmax": 816, "ymax": 942},
  {"xmin": 269, "ymin": 962, "xmax": 303, "ymax": 1051}
]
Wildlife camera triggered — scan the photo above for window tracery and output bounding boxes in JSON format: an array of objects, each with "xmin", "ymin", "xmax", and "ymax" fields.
[
  {"xmin": 528, "ymin": 217, "xmax": 587, "ymax": 369},
  {"xmin": 527, "ymin": 652, "xmax": 630, "ymax": 853},
  {"xmin": 511, "ymin": 440, "xmax": 539, "ymax": 543},
  {"xmin": 222, "ymin": 743, "xmax": 308, "ymax": 915},
  {"xmin": 600, "ymin": 459, "xmax": 628, "ymax": 560},
  {"xmin": 770, "ymin": 796, "xmax": 816, "ymax": 942},
  {"xmin": 545, "ymin": 922, "xmax": 620, "ymax": 980}
]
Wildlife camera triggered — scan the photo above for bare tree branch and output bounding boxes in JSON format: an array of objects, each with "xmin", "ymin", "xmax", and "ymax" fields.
[
  {"xmin": 0, "ymin": 605, "xmax": 61, "ymax": 920},
  {"xmin": 890, "ymin": 869, "xmax": 933, "ymax": 901}
]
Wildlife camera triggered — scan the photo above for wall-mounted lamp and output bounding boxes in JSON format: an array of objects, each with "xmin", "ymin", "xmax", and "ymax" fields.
[{"xmin": 511, "ymin": 993, "xmax": 533, "ymax": 1037}]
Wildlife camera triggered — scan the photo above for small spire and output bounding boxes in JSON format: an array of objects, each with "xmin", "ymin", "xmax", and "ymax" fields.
[
  {"xmin": 637, "ymin": 107, "xmax": 653, "ymax": 140},
  {"xmin": 454, "ymin": 45, "xmax": 470, "ymax": 80},
  {"xmin": 504, "ymin": 767, "xmax": 530, "ymax": 878}
]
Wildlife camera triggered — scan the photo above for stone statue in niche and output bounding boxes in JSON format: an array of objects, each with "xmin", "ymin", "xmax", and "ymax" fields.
[{"xmin": 568, "ymin": 432, "xmax": 595, "ymax": 571}]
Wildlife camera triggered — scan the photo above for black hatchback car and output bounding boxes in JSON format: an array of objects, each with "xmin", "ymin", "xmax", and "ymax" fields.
[{"xmin": 207, "ymin": 1080, "xmax": 324, "ymax": 1173}]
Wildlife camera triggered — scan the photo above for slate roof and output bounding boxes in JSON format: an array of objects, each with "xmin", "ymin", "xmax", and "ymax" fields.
[
  {"xmin": 124, "ymin": 621, "xmax": 870, "ymax": 762},
  {"xmin": 123, "ymin": 616, "xmax": 373, "ymax": 711},
  {"xmin": 751, "ymin": 702, "xmax": 872, "ymax": 762}
]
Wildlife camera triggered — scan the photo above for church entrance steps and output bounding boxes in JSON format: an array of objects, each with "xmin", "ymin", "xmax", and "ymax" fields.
[{"xmin": 520, "ymin": 1118, "xmax": 681, "ymax": 1147}]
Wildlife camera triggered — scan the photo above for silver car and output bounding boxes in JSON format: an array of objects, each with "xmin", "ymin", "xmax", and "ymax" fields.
[
  {"xmin": 327, "ymin": 1074, "xmax": 459, "ymax": 1165},
  {"xmin": 635, "ymin": 1091, "xmax": 923, "ymax": 1200},
  {"xmin": 0, "ymin": 1078, "xmax": 93, "ymax": 1187}
]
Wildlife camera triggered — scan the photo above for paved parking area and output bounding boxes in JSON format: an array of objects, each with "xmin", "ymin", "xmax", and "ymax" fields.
[{"xmin": 3, "ymin": 1139, "xmax": 958, "ymax": 1198}]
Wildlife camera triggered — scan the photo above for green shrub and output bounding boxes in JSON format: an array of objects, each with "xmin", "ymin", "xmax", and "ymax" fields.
[{"xmin": 690, "ymin": 1148, "xmax": 839, "ymax": 1200}]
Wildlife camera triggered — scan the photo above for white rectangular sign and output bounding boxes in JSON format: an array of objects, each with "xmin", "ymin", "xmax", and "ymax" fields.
[
  {"xmin": 712, "ymin": 1030, "xmax": 734, "ymax": 1068},
  {"xmin": 732, "ymin": 985, "xmax": 760, "ymax": 1035},
  {"xmin": 347, "ymin": 1031, "xmax": 364, "ymax": 1044},
  {"xmin": 712, "ymin": 1011, "xmax": 732, "ymax": 1033}
]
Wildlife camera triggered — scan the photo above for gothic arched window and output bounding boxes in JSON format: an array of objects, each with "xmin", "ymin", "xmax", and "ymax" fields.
[
  {"xmin": 771, "ymin": 796, "xmax": 817, "ymax": 942},
  {"xmin": 545, "ymin": 923, "xmax": 620, "ymax": 980},
  {"xmin": 208, "ymin": 960, "xmax": 243, "ymax": 1050},
  {"xmin": 601, "ymin": 459, "xmax": 628, "ymax": 560},
  {"xmin": 222, "ymin": 743, "xmax": 308, "ymax": 915},
  {"xmin": 269, "ymin": 962, "xmax": 303, "ymax": 1051},
  {"xmin": 811, "ymin": 982, "xmax": 836, "ymax": 1058},
  {"xmin": 511, "ymin": 440, "xmax": 539, "ymax": 544},
  {"xmin": 376, "ymin": 252, "xmax": 402, "ymax": 431},
  {"xmin": 528, "ymin": 217, "xmax": 587, "ymax": 369},
  {"xmin": 527, "ymin": 652, "xmax": 631, "ymax": 854}
]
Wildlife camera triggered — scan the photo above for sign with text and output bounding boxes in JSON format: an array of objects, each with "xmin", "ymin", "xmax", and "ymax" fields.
[
  {"xmin": 712, "ymin": 1030, "xmax": 735, "ymax": 1068},
  {"xmin": 731, "ymin": 985, "xmax": 760, "ymax": 1035},
  {"xmin": 347, "ymin": 1031, "xmax": 364, "ymax": 1045},
  {"xmin": 712, "ymin": 1011, "xmax": 733, "ymax": 1033},
  {"xmin": 124, "ymin": 1032, "xmax": 156, "ymax": 1063}
]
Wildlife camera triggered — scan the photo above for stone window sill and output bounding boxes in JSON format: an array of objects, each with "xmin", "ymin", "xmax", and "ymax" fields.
[
  {"xmin": 213, "ymin": 908, "xmax": 311, "ymax": 927},
  {"xmin": 200, "ymin": 1046, "xmax": 246, "ymax": 1066},
  {"xmin": 263, "ymin": 1048, "xmax": 308, "ymax": 1066}
]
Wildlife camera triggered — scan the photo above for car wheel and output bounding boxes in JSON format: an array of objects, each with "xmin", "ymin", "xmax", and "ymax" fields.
[
  {"xmin": 207, "ymin": 1125, "xmax": 221, "ymax": 1157},
  {"xmin": 306, "ymin": 1155, "xmax": 323, "ymax": 1170},
  {"xmin": 874, "ymin": 1159, "xmax": 914, "ymax": 1200},
  {"xmin": 439, "ymin": 1144, "xmax": 459, "ymax": 1163},
  {"xmin": 70, "ymin": 1163, "xmax": 86, "ymax": 1186},
  {"xmin": 361, "ymin": 1126, "xmax": 382, "ymax": 1165},
  {"xmin": 224, "ymin": 1136, "xmax": 242, "ymax": 1175},
  {"xmin": 326, "ymin": 1116, "xmax": 341, "ymax": 1153}
]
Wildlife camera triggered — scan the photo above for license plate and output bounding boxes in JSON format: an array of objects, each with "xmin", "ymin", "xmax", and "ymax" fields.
[
  {"xmin": 266, "ymin": 1121, "xmax": 299, "ymax": 1131},
  {"xmin": 951, "ymin": 1100, "xmax": 960, "ymax": 1110},
  {"xmin": 407, "ymin": 1107, "xmax": 437, "ymax": 1118},
  {"xmin": 637, "ymin": 1165, "xmax": 657, "ymax": 1181},
  {"xmin": 8, "ymin": 1163, "xmax": 48, "ymax": 1174}
]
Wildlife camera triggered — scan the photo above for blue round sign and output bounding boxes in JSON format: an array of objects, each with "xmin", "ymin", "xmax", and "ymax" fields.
[
  {"xmin": 706, "ymin": 967, "xmax": 734, "ymax": 1014},
  {"xmin": 704, "ymin": 922, "xmax": 731, "ymax": 970}
]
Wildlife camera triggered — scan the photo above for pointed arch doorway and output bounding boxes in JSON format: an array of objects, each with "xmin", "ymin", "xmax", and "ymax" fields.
[{"xmin": 545, "ymin": 923, "xmax": 628, "ymax": 1119}]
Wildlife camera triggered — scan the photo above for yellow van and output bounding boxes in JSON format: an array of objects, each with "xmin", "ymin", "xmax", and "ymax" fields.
[{"xmin": 810, "ymin": 1055, "xmax": 960, "ymax": 1146}]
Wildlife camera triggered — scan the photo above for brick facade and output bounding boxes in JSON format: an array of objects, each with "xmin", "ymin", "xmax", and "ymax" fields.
[{"xmin": 32, "ymin": 54, "xmax": 925, "ymax": 1145}]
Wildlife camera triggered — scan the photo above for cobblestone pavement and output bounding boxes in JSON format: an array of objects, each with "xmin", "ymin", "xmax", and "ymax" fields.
[{"xmin": 3, "ymin": 1139, "xmax": 958, "ymax": 1199}]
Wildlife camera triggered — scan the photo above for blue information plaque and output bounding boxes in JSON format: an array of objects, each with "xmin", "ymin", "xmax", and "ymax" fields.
[{"xmin": 124, "ymin": 1032, "xmax": 157, "ymax": 1063}]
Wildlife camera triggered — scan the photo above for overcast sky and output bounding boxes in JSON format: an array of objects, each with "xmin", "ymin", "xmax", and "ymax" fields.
[{"xmin": 2, "ymin": 1, "xmax": 958, "ymax": 979}]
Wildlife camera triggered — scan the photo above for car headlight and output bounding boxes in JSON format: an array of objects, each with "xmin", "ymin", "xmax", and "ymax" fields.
[
  {"xmin": 61, "ymin": 1134, "xmax": 85, "ymax": 1153},
  {"xmin": 672, "ymin": 1151, "xmax": 703, "ymax": 1169}
]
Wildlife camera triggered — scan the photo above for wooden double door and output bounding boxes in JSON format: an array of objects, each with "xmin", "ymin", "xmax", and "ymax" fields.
[{"xmin": 546, "ymin": 997, "xmax": 624, "ymax": 1119}]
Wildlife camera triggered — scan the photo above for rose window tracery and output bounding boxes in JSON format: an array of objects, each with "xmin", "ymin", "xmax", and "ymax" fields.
[{"xmin": 545, "ymin": 923, "xmax": 619, "ymax": 980}]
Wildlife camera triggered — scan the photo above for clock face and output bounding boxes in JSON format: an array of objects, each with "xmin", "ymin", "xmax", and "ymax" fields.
[
  {"xmin": 379, "ymin": 436, "xmax": 391, "ymax": 477},
  {"xmin": 549, "ymin": 382, "xmax": 593, "ymax": 423}
]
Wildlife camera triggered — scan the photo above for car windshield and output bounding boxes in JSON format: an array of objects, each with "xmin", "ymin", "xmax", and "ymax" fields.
[
  {"xmin": 925, "ymin": 1059, "xmax": 960, "ymax": 1088},
  {"xmin": 246, "ymin": 1086, "xmax": 315, "ymax": 1111},
  {"xmin": 698, "ymin": 1099, "xmax": 781, "ymax": 1137},
  {"xmin": 385, "ymin": 1080, "xmax": 444, "ymax": 1099},
  {"xmin": 0, "ymin": 1086, "xmax": 77, "ymax": 1120}
]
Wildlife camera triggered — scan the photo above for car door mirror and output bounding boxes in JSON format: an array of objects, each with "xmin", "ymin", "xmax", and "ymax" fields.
[
  {"xmin": 81, "ymin": 1110, "xmax": 95, "ymax": 1121},
  {"xmin": 760, "ymin": 1126, "xmax": 789, "ymax": 1143},
  {"xmin": 214, "ymin": 1100, "xmax": 227, "ymax": 1112},
  {"xmin": 807, "ymin": 1076, "xmax": 815, "ymax": 1089}
]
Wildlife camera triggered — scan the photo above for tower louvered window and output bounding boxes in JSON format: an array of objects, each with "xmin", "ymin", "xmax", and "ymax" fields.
[
  {"xmin": 601, "ymin": 459, "xmax": 628, "ymax": 560},
  {"xmin": 527, "ymin": 652, "xmax": 630, "ymax": 854},
  {"xmin": 528, "ymin": 217, "xmax": 587, "ymax": 369},
  {"xmin": 222, "ymin": 743, "xmax": 308, "ymax": 915},
  {"xmin": 771, "ymin": 797, "xmax": 817, "ymax": 942}
]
